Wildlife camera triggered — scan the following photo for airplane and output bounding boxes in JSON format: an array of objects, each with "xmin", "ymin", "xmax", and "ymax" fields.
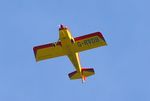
[{"xmin": 33, "ymin": 24, "xmax": 107, "ymax": 82}]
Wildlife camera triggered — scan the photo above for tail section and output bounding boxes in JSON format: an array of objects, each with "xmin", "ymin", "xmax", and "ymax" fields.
[{"xmin": 68, "ymin": 68, "xmax": 95, "ymax": 81}]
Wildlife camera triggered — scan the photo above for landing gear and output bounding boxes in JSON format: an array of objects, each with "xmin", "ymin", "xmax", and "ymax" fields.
[
  {"xmin": 52, "ymin": 43, "xmax": 56, "ymax": 47},
  {"xmin": 52, "ymin": 39, "xmax": 62, "ymax": 47},
  {"xmin": 71, "ymin": 39, "xmax": 75, "ymax": 44}
]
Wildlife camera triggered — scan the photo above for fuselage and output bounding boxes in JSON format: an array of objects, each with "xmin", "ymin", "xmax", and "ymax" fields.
[{"xmin": 59, "ymin": 25, "xmax": 82, "ymax": 73}]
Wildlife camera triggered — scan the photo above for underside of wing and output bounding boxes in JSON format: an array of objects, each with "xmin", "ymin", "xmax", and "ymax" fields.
[
  {"xmin": 33, "ymin": 42, "xmax": 66, "ymax": 61},
  {"xmin": 72, "ymin": 32, "xmax": 107, "ymax": 52}
]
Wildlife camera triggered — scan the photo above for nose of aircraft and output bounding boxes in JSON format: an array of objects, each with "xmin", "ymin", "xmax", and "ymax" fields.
[{"xmin": 59, "ymin": 24, "xmax": 67, "ymax": 30}]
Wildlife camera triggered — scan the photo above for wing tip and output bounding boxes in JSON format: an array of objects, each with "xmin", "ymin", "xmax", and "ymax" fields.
[
  {"xmin": 33, "ymin": 47, "xmax": 37, "ymax": 58},
  {"xmin": 96, "ymin": 32, "xmax": 107, "ymax": 44}
]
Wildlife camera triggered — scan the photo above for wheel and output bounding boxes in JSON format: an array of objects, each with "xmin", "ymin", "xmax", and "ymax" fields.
[{"xmin": 71, "ymin": 39, "xmax": 75, "ymax": 44}]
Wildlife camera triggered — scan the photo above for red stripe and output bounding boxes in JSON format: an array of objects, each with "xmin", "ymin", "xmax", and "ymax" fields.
[
  {"xmin": 82, "ymin": 68, "xmax": 94, "ymax": 72},
  {"xmin": 74, "ymin": 32, "xmax": 104, "ymax": 41},
  {"xmin": 33, "ymin": 42, "xmax": 61, "ymax": 57}
]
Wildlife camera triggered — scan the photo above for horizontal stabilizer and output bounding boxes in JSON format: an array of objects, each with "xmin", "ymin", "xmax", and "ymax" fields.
[
  {"xmin": 68, "ymin": 68, "xmax": 95, "ymax": 80},
  {"xmin": 82, "ymin": 68, "xmax": 95, "ymax": 77}
]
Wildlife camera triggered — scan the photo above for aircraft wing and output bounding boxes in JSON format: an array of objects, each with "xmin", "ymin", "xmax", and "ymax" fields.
[
  {"xmin": 73, "ymin": 32, "xmax": 107, "ymax": 52},
  {"xmin": 33, "ymin": 42, "xmax": 66, "ymax": 61}
]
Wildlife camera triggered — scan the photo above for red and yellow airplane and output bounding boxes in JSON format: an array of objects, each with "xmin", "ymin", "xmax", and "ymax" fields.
[{"xmin": 33, "ymin": 25, "xmax": 107, "ymax": 82}]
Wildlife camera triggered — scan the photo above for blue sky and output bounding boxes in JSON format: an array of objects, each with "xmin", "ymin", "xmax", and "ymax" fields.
[{"xmin": 0, "ymin": 0, "xmax": 150, "ymax": 101}]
